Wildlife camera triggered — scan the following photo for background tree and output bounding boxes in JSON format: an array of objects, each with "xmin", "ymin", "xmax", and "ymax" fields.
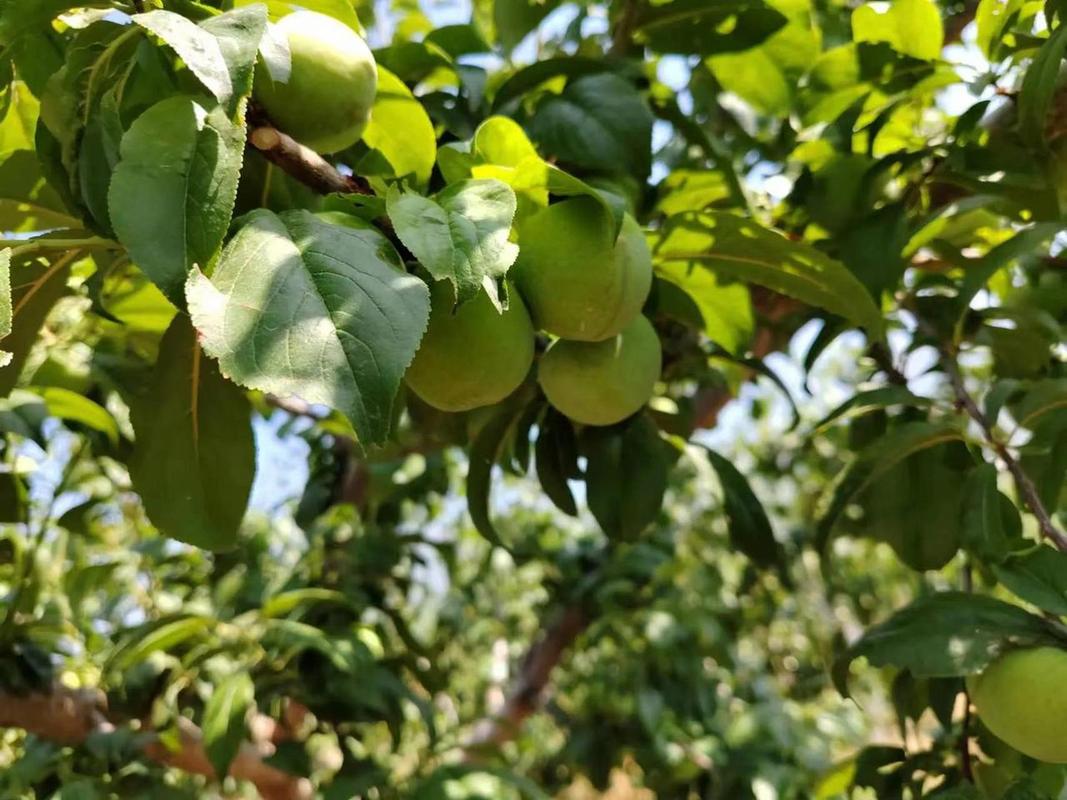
[{"xmin": 0, "ymin": 0, "xmax": 1065, "ymax": 798}]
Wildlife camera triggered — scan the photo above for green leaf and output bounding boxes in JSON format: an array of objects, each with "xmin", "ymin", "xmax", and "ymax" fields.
[
  {"xmin": 186, "ymin": 210, "xmax": 430, "ymax": 446},
  {"xmin": 582, "ymin": 415, "xmax": 672, "ymax": 540},
  {"xmin": 490, "ymin": 57, "xmax": 624, "ymax": 112},
  {"xmin": 132, "ymin": 10, "xmax": 234, "ymax": 104},
  {"xmin": 109, "ymin": 96, "xmax": 245, "ymax": 305},
  {"xmin": 976, "ymin": 0, "xmax": 1029, "ymax": 58},
  {"xmin": 260, "ymin": 588, "xmax": 354, "ymax": 618},
  {"xmin": 654, "ymin": 261, "xmax": 753, "ymax": 353},
  {"xmin": 994, "ymin": 546, "xmax": 1067, "ymax": 616},
  {"xmin": 1019, "ymin": 25, "xmax": 1067, "ymax": 149},
  {"xmin": 707, "ymin": 19, "xmax": 820, "ymax": 116},
  {"xmin": 653, "ymin": 211, "xmax": 885, "ymax": 337},
  {"xmin": 0, "ymin": 150, "xmax": 78, "ymax": 233},
  {"xmin": 31, "ymin": 387, "xmax": 118, "ymax": 444},
  {"xmin": 494, "ymin": 0, "xmax": 563, "ymax": 51},
  {"xmin": 0, "ymin": 82, "xmax": 41, "ymax": 157},
  {"xmin": 633, "ymin": 0, "xmax": 787, "ymax": 55},
  {"xmin": 852, "ymin": 0, "xmax": 944, "ymax": 60},
  {"xmin": 1012, "ymin": 378, "xmax": 1067, "ymax": 430},
  {"xmin": 528, "ymin": 73, "xmax": 654, "ymax": 178},
  {"xmin": 466, "ymin": 388, "xmax": 535, "ymax": 547},
  {"xmin": 200, "ymin": 5, "xmax": 269, "ymax": 117},
  {"xmin": 202, "ymin": 671, "xmax": 254, "ymax": 780},
  {"xmin": 816, "ymin": 421, "xmax": 965, "ymax": 549},
  {"xmin": 357, "ymin": 66, "xmax": 436, "ymax": 191},
  {"xmin": 961, "ymin": 463, "xmax": 1024, "ymax": 561},
  {"xmin": 387, "ymin": 179, "xmax": 518, "ymax": 308},
  {"xmin": 0, "ymin": 251, "xmax": 75, "ymax": 397},
  {"xmin": 107, "ymin": 615, "xmax": 214, "ymax": 672},
  {"xmin": 834, "ymin": 592, "xmax": 1065, "ymax": 694},
  {"xmin": 0, "ymin": 0, "xmax": 89, "ymax": 48},
  {"xmin": 235, "ymin": 0, "xmax": 365, "ymax": 33},
  {"xmin": 956, "ymin": 223, "xmax": 1063, "ymax": 331},
  {"xmin": 1020, "ymin": 412, "xmax": 1067, "ymax": 510},
  {"xmin": 703, "ymin": 447, "xmax": 785, "ymax": 572},
  {"xmin": 129, "ymin": 317, "xmax": 255, "ymax": 551},
  {"xmin": 812, "ymin": 386, "xmax": 933, "ymax": 432},
  {"xmin": 535, "ymin": 408, "xmax": 578, "ymax": 516}
]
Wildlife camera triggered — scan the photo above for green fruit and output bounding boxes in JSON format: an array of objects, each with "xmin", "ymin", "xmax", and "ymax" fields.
[
  {"xmin": 513, "ymin": 198, "xmax": 652, "ymax": 342},
  {"xmin": 253, "ymin": 11, "xmax": 377, "ymax": 154},
  {"xmin": 538, "ymin": 315, "xmax": 661, "ymax": 426},
  {"xmin": 970, "ymin": 647, "xmax": 1067, "ymax": 763},
  {"xmin": 405, "ymin": 281, "xmax": 535, "ymax": 413}
]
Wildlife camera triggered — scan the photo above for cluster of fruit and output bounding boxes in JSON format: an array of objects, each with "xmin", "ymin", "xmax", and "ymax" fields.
[
  {"xmin": 406, "ymin": 199, "xmax": 659, "ymax": 426},
  {"xmin": 254, "ymin": 12, "xmax": 661, "ymax": 429}
]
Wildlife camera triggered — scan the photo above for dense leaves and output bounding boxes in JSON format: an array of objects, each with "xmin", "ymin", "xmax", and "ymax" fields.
[{"xmin": 0, "ymin": 0, "xmax": 1066, "ymax": 796}]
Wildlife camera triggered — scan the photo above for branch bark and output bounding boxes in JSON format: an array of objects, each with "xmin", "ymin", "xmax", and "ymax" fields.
[
  {"xmin": 0, "ymin": 685, "xmax": 313, "ymax": 800},
  {"xmin": 939, "ymin": 347, "xmax": 1067, "ymax": 552},
  {"xmin": 247, "ymin": 126, "xmax": 371, "ymax": 197},
  {"xmin": 463, "ymin": 606, "xmax": 589, "ymax": 754}
]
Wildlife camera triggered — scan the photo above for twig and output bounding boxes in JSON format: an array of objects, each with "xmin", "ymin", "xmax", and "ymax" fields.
[
  {"xmin": 0, "ymin": 686, "xmax": 312, "ymax": 800},
  {"xmin": 609, "ymin": 0, "xmax": 641, "ymax": 56},
  {"xmin": 939, "ymin": 344, "xmax": 1067, "ymax": 552},
  {"xmin": 247, "ymin": 127, "xmax": 371, "ymax": 196}
]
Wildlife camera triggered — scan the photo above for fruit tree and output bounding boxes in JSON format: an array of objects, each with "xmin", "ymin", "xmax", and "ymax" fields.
[{"xmin": 0, "ymin": 0, "xmax": 1066, "ymax": 797}]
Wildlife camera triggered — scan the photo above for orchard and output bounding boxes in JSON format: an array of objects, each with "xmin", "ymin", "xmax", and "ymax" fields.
[{"xmin": 0, "ymin": 0, "xmax": 1066, "ymax": 798}]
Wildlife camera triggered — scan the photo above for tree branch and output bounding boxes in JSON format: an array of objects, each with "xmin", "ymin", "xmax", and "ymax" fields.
[
  {"xmin": 609, "ymin": 0, "xmax": 642, "ymax": 57},
  {"xmin": 463, "ymin": 606, "xmax": 589, "ymax": 754},
  {"xmin": 939, "ymin": 346, "xmax": 1067, "ymax": 552},
  {"xmin": 0, "ymin": 685, "xmax": 313, "ymax": 800},
  {"xmin": 247, "ymin": 126, "xmax": 371, "ymax": 197}
]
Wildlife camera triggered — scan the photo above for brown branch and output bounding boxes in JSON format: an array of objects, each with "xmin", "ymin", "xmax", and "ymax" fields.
[
  {"xmin": 248, "ymin": 126, "xmax": 371, "ymax": 196},
  {"xmin": 0, "ymin": 685, "xmax": 312, "ymax": 800},
  {"xmin": 609, "ymin": 0, "xmax": 642, "ymax": 57},
  {"xmin": 464, "ymin": 606, "xmax": 589, "ymax": 754},
  {"xmin": 939, "ymin": 345, "xmax": 1067, "ymax": 552}
]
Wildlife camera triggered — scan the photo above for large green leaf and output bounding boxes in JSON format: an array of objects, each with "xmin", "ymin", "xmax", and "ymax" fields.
[
  {"xmin": 387, "ymin": 179, "xmax": 518, "ymax": 308},
  {"xmin": 200, "ymin": 5, "xmax": 268, "ymax": 117},
  {"xmin": 995, "ymin": 546, "xmax": 1067, "ymax": 616},
  {"xmin": 852, "ymin": 0, "xmax": 943, "ymax": 60},
  {"xmin": 961, "ymin": 463, "xmax": 1024, "ymax": 561},
  {"xmin": 582, "ymin": 415, "xmax": 673, "ymax": 540},
  {"xmin": 654, "ymin": 261, "xmax": 753, "ymax": 354},
  {"xmin": 816, "ymin": 421, "xmax": 965, "ymax": 549},
  {"xmin": 527, "ymin": 73, "xmax": 653, "ymax": 178},
  {"xmin": 32, "ymin": 387, "xmax": 118, "ymax": 444},
  {"xmin": 106, "ymin": 615, "xmax": 215, "ymax": 672},
  {"xmin": 834, "ymin": 592, "xmax": 1065, "ymax": 694},
  {"xmin": 653, "ymin": 211, "xmax": 885, "ymax": 337},
  {"xmin": 703, "ymin": 447, "xmax": 785, "ymax": 572},
  {"xmin": 0, "ymin": 0, "xmax": 98, "ymax": 48},
  {"xmin": 0, "ymin": 150, "xmax": 77, "ymax": 233},
  {"xmin": 357, "ymin": 67, "xmax": 436, "ymax": 191},
  {"xmin": 494, "ymin": 0, "xmax": 563, "ymax": 51},
  {"xmin": 1018, "ymin": 24, "xmax": 1067, "ymax": 149},
  {"xmin": 129, "ymin": 317, "xmax": 254, "ymax": 551},
  {"xmin": 632, "ymin": 0, "xmax": 787, "ymax": 55},
  {"xmin": 186, "ymin": 210, "xmax": 430, "ymax": 446},
  {"xmin": 132, "ymin": 10, "xmax": 234, "ymax": 104},
  {"xmin": 109, "ymin": 95, "xmax": 245, "ymax": 305},
  {"xmin": 202, "ymin": 671, "xmax": 254, "ymax": 779}
]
